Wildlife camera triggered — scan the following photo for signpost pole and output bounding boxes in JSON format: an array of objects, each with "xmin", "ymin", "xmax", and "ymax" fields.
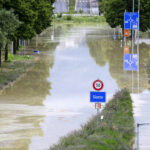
[
  {"xmin": 97, "ymin": 108, "xmax": 99, "ymax": 128},
  {"xmin": 137, "ymin": 0, "xmax": 140, "ymax": 93},
  {"xmin": 91, "ymin": 80, "xmax": 105, "ymax": 128},
  {"xmin": 132, "ymin": 0, "xmax": 135, "ymax": 93}
]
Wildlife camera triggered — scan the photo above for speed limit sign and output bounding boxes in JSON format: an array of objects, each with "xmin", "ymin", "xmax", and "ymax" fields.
[{"xmin": 93, "ymin": 80, "xmax": 104, "ymax": 91}]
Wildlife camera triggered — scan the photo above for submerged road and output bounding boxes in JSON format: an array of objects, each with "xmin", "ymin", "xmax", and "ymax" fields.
[{"xmin": 0, "ymin": 25, "xmax": 150, "ymax": 150}]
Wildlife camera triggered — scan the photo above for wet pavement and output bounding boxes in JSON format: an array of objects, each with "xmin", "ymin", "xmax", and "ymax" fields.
[{"xmin": 0, "ymin": 24, "xmax": 150, "ymax": 150}]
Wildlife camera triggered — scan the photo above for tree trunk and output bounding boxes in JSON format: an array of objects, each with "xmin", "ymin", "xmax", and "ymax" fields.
[
  {"xmin": 5, "ymin": 42, "xmax": 8, "ymax": 61},
  {"xmin": 13, "ymin": 40, "xmax": 17, "ymax": 54},
  {"xmin": 17, "ymin": 39, "xmax": 19, "ymax": 49}
]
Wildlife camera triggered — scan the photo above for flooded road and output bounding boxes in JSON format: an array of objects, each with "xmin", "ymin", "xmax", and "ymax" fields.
[{"xmin": 0, "ymin": 24, "xmax": 150, "ymax": 150}]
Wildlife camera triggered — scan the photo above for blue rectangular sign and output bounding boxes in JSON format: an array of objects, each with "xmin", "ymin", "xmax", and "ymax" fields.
[
  {"xmin": 90, "ymin": 92, "xmax": 106, "ymax": 102},
  {"xmin": 124, "ymin": 12, "xmax": 139, "ymax": 30},
  {"xmin": 124, "ymin": 54, "xmax": 138, "ymax": 71}
]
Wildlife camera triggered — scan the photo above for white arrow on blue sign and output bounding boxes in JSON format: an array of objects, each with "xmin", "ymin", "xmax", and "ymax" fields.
[
  {"xmin": 90, "ymin": 92, "xmax": 106, "ymax": 102},
  {"xmin": 124, "ymin": 12, "xmax": 139, "ymax": 30},
  {"xmin": 124, "ymin": 54, "xmax": 138, "ymax": 71}
]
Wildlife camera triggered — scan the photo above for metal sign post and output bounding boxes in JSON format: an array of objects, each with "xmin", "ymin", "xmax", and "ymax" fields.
[
  {"xmin": 124, "ymin": 10, "xmax": 139, "ymax": 93},
  {"xmin": 95, "ymin": 103, "xmax": 101, "ymax": 128},
  {"xmin": 97, "ymin": 108, "xmax": 99, "ymax": 128},
  {"xmin": 90, "ymin": 80, "xmax": 106, "ymax": 128}
]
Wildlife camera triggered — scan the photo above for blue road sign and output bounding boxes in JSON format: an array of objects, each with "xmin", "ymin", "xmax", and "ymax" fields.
[
  {"xmin": 124, "ymin": 12, "xmax": 139, "ymax": 30},
  {"xmin": 124, "ymin": 54, "xmax": 138, "ymax": 71},
  {"xmin": 90, "ymin": 92, "xmax": 106, "ymax": 103}
]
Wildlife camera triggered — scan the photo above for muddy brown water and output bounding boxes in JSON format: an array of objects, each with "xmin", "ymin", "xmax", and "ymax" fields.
[{"xmin": 0, "ymin": 25, "xmax": 150, "ymax": 150}]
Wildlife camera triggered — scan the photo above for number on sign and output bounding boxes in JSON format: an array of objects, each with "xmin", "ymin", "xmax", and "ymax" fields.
[{"xmin": 93, "ymin": 80, "xmax": 104, "ymax": 91}]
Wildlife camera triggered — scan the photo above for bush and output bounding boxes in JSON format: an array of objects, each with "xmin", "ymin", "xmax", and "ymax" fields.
[
  {"xmin": 79, "ymin": 9, "xmax": 83, "ymax": 14},
  {"xmin": 65, "ymin": 15, "xmax": 72, "ymax": 21},
  {"xmin": 57, "ymin": 13, "xmax": 62, "ymax": 18}
]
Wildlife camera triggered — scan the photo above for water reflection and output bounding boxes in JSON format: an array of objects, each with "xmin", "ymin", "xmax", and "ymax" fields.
[
  {"xmin": 87, "ymin": 35, "xmax": 150, "ymax": 93},
  {"xmin": 0, "ymin": 27, "xmax": 59, "ymax": 149}
]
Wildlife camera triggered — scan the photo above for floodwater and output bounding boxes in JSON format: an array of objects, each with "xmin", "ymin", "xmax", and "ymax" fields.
[{"xmin": 0, "ymin": 24, "xmax": 150, "ymax": 150}]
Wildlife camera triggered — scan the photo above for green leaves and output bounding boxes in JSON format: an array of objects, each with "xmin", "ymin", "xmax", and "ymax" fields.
[
  {"xmin": 2, "ymin": 0, "xmax": 54, "ymax": 39},
  {"xmin": 102, "ymin": 0, "xmax": 150, "ymax": 31},
  {"xmin": 32, "ymin": 0, "xmax": 53, "ymax": 34},
  {"xmin": 0, "ymin": 9, "xmax": 20, "ymax": 40}
]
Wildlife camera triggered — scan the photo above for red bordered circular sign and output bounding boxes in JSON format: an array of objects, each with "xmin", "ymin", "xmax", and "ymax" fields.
[{"xmin": 93, "ymin": 80, "xmax": 104, "ymax": 91}]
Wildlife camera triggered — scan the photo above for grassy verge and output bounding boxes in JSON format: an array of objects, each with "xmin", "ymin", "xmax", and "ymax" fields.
[
  {"xmin": 54, "ymin": 16, "xmax": 107, "ymax": 25},
  {"xmin": 0, "ymin": 54, "xmax": 34, "ymax": 90},
  {"xmin": 50, "ymin": 89, "xmax": 135, "ymax": 150}
]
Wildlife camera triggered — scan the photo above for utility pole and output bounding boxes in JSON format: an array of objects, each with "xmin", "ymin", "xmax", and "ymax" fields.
[{"xmin": 137, "ymin": 0, "xmax": 140, "ymax": 93}]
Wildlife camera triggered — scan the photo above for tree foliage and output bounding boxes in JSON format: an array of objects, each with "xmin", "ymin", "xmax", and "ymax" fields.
[
  {"xmin": 32, "ymin": 0, "xmax": 53, "ymax": 34},
  {"xmin": 0, "ymin": 0, "xmax": 54, "ymax": 54},
  {"xmin": 0, "ymin": 9, "xmax": 20, "ymax": 65},
  {"xmin": 0, "ymin": 9, "xmax": 20, "ymax": 40},
  {"xmin": 2, "ymin": 0, "xmax": 54, "ymax": 39},
  {"xmin": 102, "ymin": 0, "xmax": 150, "ymax": 32}
]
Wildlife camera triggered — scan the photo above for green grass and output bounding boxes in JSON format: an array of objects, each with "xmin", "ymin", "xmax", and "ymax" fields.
[
  {"xmin": 55, "ymin": 16, "xmax": 107, "ymax": 25},
  {"xmin": 6, "ymin": 53, "xmax": 33, "ymax": 62},
  {"xmin": 50, "ymin": 89, "xmax": 135, "ymax": 150},
  {"xmin": 0, "ymin": 54, "xmax": 34, "ymax": 90}
]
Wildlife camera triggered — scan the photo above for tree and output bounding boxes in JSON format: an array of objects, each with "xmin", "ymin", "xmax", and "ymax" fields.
[
  {"xmin": 2, "ymin": 0, "xmax": 37, "ymax": 54},
  {"xmin": 0, "ymin": 9, "xmax": 20, "ymax": 65},
  {"xmin": 2, "ymin": 0, "xmax": 54, "ymax": 54},
  {"xmin": 32, "ymin": 0, "xmax": 53, "ymax": 34},
  {"xmin": 0, "ymin": 31, "xmax": 6, "ymax": 66},
  {"xmin": 102, "ymin": 0, "xmax": 150, "ymax": 32},
  {"xmin": 98, "ymin": 0, "xmax": 104, "ymax": 15}
]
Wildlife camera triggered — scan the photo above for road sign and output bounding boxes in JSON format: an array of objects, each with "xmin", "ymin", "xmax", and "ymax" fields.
[
  {"xmin": 95, "ymin": 103, "xmax": 101, "ymax": 109},
  {"xmin": 124, "ymin": 54, "xmax": 138, "ymax": 71},
  {"xmin": 124, "ymin": 12, "xmax": 139, "ymax": 30},
  {"xmin": 124, "ymin": 29, "xmax": 130, "ymax": 37},
  {"xmin": 124, "ymin": 46, "xmax": 129, "ymax": 54},
  {"xmin": 93, "ymin": 80, "xmax": 104, "ymax": 91},
  {"xmin": 90, "ymin": 92, "xmax": 106, "ymax": 102}
]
